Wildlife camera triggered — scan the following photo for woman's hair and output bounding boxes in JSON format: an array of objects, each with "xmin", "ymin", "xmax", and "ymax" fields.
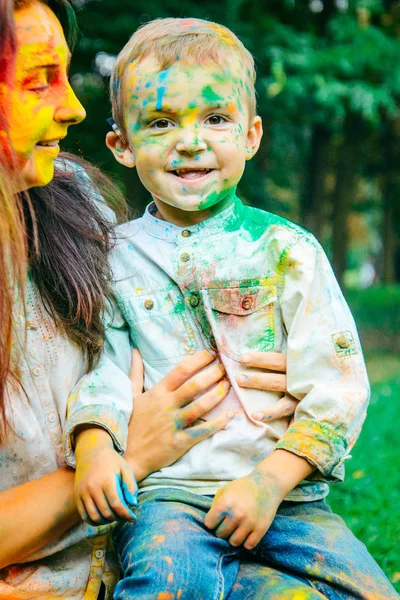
[{"xmin": 0, "ymin": 0, "xmax": 127, "ymax": 443}]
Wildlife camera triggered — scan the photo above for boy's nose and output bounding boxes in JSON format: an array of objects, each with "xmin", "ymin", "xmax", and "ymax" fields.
[{"xmin": 176, "ymin": 130, "xmax": 207, "ymax": 155}]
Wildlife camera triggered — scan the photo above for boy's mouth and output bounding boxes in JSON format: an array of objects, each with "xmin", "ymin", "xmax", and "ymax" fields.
[{"xmin": 170, "ymin": 168, "xmax": 214, "ymax": 181}]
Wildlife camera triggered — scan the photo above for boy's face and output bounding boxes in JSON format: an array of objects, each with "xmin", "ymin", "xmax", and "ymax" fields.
[{"xmin": 108, "ymin": 55, "xmax": 262, "ymax": 222}]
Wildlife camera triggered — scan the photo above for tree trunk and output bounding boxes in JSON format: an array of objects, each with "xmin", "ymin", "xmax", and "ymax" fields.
[
  {"xmin": 331, "ymin": 119, "xmax": 363, "ymax": 287},
  {"xmin": 301, "ymin": 125, "xmax": 332, "ymax": 240}
]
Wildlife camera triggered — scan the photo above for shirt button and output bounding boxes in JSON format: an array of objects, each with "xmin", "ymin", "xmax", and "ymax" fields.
[
  {"xmin": 94, "ymin": 549, "xmax": 104, "ymax": 560},
  {"xmin": 188, "ymin": 294, "xmax": 199, "ymax": 308},
  {"xmin": 47, "ymin": 412, "xmax": 57, "ymax": 424},
  {"xmin": 337, "ymin": 337, "xmax": 350, "ymax": 349},
  {"xmin": 180, "ymin": 253, "xmax": 190, "ymax": 262},
  {"xmin": 241, "ymin": 296, "xmax": 253, "ymax": 310},
  {"xmin": 181, "ymin": 229, "xmax": 192, "ymax": 238},
  {"xmin": 32, "ymin": 366, "xmax": 41, "ymax": 376},
  {"xmin": 144, "ymin": 299, "xmax": 154, "ymax": 310}
]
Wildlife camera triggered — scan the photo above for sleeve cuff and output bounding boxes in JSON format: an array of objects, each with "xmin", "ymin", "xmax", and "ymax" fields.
[
  {"xmin": 276, "ymin": 419, "xmax": 349, "ymax": 482},
  {"xmin": 64, "ymin": 404, "xmax": 128, "ymax": 468}
]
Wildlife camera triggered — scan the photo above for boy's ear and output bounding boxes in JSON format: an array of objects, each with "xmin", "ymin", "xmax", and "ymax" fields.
[
  {"xmin": 106, "ymin": 131, "xmax": 135, "ymax": 168},
  {"xmin": 245, "ymin": 116, "xmax": 263, "ymax": 161}
]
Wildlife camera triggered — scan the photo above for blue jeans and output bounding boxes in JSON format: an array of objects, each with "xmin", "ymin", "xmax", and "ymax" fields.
[{"xmin": 113, "ymin": 488, "xmax": 398, "ymax": 600}]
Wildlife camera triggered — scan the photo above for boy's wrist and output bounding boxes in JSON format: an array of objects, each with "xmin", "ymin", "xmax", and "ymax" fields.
[
  {"xmin": 74, "ymin": 425, "xmax": 114, "ymax": 456},
  {"xmin": 254, "ymin": 449, "xmax": 315, "ymax": 498}
]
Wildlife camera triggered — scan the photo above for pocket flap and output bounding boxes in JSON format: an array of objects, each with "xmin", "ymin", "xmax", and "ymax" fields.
[{"xmin": 207, "ymin": 285, "xmax": 276, "ymax": 316}]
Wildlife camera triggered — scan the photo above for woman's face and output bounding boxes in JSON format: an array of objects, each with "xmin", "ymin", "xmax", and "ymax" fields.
[{"xmin": 0, "ymin": 1, "xmax": 86, "ymax": 189}]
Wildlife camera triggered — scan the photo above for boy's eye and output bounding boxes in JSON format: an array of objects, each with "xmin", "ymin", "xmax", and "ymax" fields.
[
  {"xmin": 205, "ymin": 115, "xmax": 228, "ymax": 126},
  {"xmin": 149, "ymin": 119, "xmax": 175, "ymax": 130}
]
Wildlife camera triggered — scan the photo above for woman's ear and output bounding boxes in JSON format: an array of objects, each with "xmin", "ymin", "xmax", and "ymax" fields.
[{"xmin": 106, "ymin": 131, "xmax": 135, "ymax": 168}]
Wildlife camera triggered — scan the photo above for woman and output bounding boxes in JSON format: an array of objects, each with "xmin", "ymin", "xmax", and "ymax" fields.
[{"xmin": 0, "ymin": 1, "xmax": 302, "ymax": 598}]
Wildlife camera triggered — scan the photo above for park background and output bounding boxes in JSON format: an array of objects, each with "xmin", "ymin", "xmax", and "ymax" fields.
[{"xmin": 64, "ymin": 0, "xmax": 400, "ymax": 590}]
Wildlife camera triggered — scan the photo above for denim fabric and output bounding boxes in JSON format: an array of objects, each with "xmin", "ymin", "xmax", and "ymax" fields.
[{"xmin": 113, "ymin": 489, "xmax": 398, "ymax": 600}]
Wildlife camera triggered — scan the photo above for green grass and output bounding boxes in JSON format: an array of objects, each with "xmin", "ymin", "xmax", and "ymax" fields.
[{"xmin": 328, "ymin": 352, "xmax": 400, "ymax": 591}]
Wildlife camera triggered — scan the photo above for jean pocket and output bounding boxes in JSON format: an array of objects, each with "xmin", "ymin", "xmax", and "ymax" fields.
[
  {"xmin": 202, "ymin": 284, "xmax": 277, "ymax": 361},
  {"xmin": 120, "ymin": 288, "xmax": 197, "ymax": 366}
]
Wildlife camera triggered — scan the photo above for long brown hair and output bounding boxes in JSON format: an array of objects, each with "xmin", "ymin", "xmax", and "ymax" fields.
[{"xmin": 0, "ymin": 0, "xmax": 127, "ymax": 443}]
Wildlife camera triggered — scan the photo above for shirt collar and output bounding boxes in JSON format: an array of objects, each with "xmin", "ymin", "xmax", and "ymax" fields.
[{"xmin": 142, "ymin": 196, "xmax": 244, "ymax": 242}]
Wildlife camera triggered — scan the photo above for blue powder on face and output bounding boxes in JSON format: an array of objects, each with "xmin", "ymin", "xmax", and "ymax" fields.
[{"xmin": 155, "ymin": 70, "xmax": 169, "ymax": 110}]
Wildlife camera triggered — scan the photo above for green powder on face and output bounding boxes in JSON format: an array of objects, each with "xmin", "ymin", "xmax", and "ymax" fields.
[
  {"xmin": 198, "ymin": 186, "xmax": 236, "ymax": 211},
  {"xmin": 201, "ymin": 85, "xmax": 224, "ymax": 104}
]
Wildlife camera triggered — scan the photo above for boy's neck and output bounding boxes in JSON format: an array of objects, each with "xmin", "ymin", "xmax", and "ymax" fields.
[{"xmin": 153, "ymin": 194, "xmax": 235, "ymax": 227}]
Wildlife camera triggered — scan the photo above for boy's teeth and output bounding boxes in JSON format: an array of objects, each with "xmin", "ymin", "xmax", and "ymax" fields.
[{"xmin": 175, "ymin": 169, "xmax": 210, "ymax": 180}]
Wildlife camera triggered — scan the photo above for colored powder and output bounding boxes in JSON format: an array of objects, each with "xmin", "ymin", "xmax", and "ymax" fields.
[
  {"xmin": 201, "ymin": 85, "xmax": 224, "ymax": 104},
  {"xmin": 156, "ymin": 70, "xmax": 169, "ymax": 110}
]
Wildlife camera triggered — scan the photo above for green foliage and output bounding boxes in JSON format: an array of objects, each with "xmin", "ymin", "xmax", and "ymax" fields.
[{"xmin": 329, "ymin": 364, "xmax": 400, "ymax": 591}]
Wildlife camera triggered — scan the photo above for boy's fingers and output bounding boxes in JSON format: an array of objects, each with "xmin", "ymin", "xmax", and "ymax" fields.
[
  {"xmin": 204, "ymin": 504, "xmax": 224, "ymax": 530},
  {"xmin": 89, "ymin": 486, "xmax": 122, "ymax": 522},
  {"xmin": 129, "ymin": 349, "xmax": 144, "ymax": 398},
  {"xmin": 82, "ymin": 495, "xmax": 107, "ymax": 525},
  {"xmin": 214, "ymin": 516, "xmax": 240, "ymax": 539},
  {"xmin": 229, "ymin": 524, "xmax": 252, "ymax": 547},
  {"xmin": 106, "ymin": 477, "xmax": 136, "ymax": 522},
  {"xmin": 236, "ymin": 371, "xmax": 287, "ymax": 393},
  {"xmin": 161, "ymin": 350, "xmax": 216, "ymax": 392},
  {"xmin": 76, "ymin": 496, "xmax": 88, "ymax": 522},
  {"xmin": 240, "ymin": 351, "xmax": 287, "ymax": 372},
  {"xmin": 179, "ymin": 410, "xmax": 236, "ymax": 449},
  {"xmin": 251, "ymin": 395, "xmax": 298, "ymax": 422},
  {"xmin": 243, "ymin": 528, "xmax": 265, "ymax": 550},
  {"xmin": 178, "ymin": 380, "xmax": 230, "ymax": 428},
  {"xmin": 120, "ymin": 467, "xmax": 138, "ymax": 507},
  {"xmin": 175, "ymin": 362, "xmax": 226, "ymax": 407}
]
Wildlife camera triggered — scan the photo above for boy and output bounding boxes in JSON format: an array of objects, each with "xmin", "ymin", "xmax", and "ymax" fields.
[{"xmin": 66, "ymin": 18, "xmax": 398, "ymax": 599}]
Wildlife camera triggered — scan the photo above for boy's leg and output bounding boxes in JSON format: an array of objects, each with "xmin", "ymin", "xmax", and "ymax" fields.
[
  {"xmin": 250, "ymin": 500, "xmax": 398, "ymax": 600},
  {"xmin": 113, "ymin": 488, "xmax": 240, "ymax": 600},
  {"xmin": 229, "ymin": 561, "xmax": 327, "ymax": 600}
]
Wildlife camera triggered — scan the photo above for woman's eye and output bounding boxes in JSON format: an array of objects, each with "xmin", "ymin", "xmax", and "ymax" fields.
[
  {"xmin": 150, "ymin": 119, "xmax": 174, "ymax": 130},
  {"xmin": 206, "ymin": 115, "xmax": 228, "ymax": 126}
]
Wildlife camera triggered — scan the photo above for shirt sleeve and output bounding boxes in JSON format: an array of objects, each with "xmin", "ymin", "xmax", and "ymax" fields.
[
  {"xmin": 275, "ymin": 233, "xmax": 370, "ymax": 482},
  {"xmin": 64, "ymin": 294, "xmax": 134, "ymax": 468}
]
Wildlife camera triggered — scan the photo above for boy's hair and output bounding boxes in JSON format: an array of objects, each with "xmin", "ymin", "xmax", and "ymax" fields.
[{"xmin": 110, "ymin": 18, "xmax": 256, "ymax": 142}]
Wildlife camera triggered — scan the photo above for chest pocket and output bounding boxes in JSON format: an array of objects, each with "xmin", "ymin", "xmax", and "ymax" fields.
[
  {"xmin": 120, "ymin": 288, "xmax": 197, "ymax": 366},
  {"xmin": 202, "ymin": 284, "xmax": 277, "ymax": 361}
]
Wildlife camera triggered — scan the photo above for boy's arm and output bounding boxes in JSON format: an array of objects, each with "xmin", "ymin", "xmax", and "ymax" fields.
[
  {"xmin": 205, "ymin": 233, "xmax": 369, "ymax": 547},
  {"xmin": 64, "ymin": 294, "xmax": 133, "ymax": 469},
  {"xmin": 275, "ymin": 233, "xmax": 369, "ymax": 478},
  {"xmin": 63, "ymin": 294, "xmax": 138, "ymax": 524}
]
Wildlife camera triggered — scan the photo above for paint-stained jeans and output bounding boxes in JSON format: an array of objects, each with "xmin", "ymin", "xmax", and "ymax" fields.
[{"xmin": 113, "ymin": 488, "xmax": 398, "ymax": 600}]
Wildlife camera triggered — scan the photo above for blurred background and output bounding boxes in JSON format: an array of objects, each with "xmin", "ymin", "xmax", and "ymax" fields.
[{"xmin": 65, "ymin": 0, "xmax": 400, "ymax": 589}]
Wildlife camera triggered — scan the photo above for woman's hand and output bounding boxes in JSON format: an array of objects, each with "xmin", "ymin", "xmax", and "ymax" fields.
[
  {"xmin": 125, "ymin": 349, "xmax": 234, "ymax": 481},
  {"xmin": 236, "ymin": 352, "xmax": 298, "ymax": 422}
]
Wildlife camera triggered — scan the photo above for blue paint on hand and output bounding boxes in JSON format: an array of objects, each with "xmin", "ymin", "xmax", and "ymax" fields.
[{"xmin": 115, "ymin": 474, "xmax": 138, "ymax": 521}]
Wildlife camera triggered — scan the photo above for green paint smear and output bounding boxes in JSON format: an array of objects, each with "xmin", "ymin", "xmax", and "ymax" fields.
[
  {"xmin": 198, "ymin": 186, "xmax": 236, "ymax": 211},
  {"xmin": 201, "ymin": 85, "xmax": 224, "ymax": 104}
]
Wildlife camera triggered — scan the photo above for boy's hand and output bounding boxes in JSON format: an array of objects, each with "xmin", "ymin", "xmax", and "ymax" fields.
[
  {"xmin": 204, "ymin": 470, "xmax": 285, "ymax": 550},
  {"xmin": 74, "ymin": 427, "xmax": 138, "ymax": 525},
  {"xmin": 204, "ymin": 450, "xmax": 315, "ymax": 550}
]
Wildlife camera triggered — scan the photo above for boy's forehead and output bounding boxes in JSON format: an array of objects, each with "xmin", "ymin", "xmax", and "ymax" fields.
[
  {"xmin": 123, "ymin": 54, "xmax": 247, "ymax": 109},
  {"xmin": 125, "ymin": 54, "xmax": 243, "ymax": 90}
]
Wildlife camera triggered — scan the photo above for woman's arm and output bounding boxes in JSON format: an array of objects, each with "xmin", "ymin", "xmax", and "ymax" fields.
[
  {"xmin": 0, "ymin": 467, "xmax": 78, "ymax": 569},
  {"xmin": 0, "ymin": 351, "xmax": 232, "ymax": 568}
]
